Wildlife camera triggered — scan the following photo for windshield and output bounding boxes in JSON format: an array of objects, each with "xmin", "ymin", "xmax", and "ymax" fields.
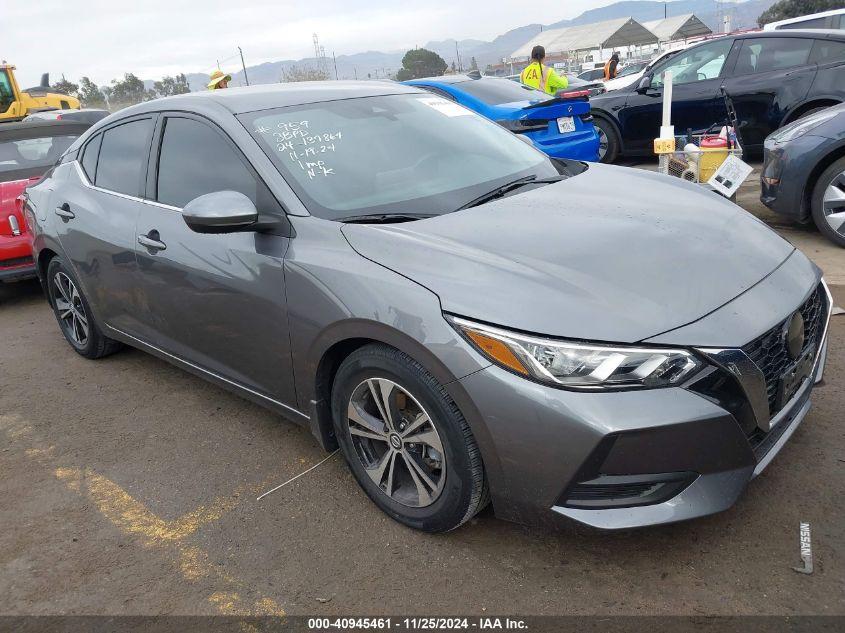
[
  {"xmin": 0, "ymin": 134, "xmax": 78, "ymax": 179},
  {"xmin": 241, "ymin": 93, "xmax": 557, "ymax": 220},
  {"xmin": 617, "ymin": 62, "xmax": 646, "ymax": 77},
  {"xmin": 454, "ymin": 78, "xmax": 548, "ymax": 105}
]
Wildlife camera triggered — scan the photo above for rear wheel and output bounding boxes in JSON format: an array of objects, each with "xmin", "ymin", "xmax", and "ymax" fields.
[
  {"xmin": 46, "ymin": 257, "xmax": 123, "ymax": 359},
  {"xmin": 331, "ymin": 344, "xmax": 488, "ymax": 532},
  {"xmin": 810, "ymin": 157, "xmax": 845, "ymax": 248},
  {"xmin": 594, "ymin": 117, "xmax": 619, "ymax": 164}
]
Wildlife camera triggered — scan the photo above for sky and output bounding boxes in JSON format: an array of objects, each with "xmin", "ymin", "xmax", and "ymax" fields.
[{"xmin": 3, "ymin": 0, "xmax": 621, "ymax": 87}]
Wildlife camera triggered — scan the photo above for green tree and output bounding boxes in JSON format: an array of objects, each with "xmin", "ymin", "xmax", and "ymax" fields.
[
  {"xmin": 153, "ymin": 73, "xmax": 190, "ymax": 97},
  {"xmin": 51, "ymin": 76, "xmax": 79, "ymax": 98},
  {"xmin": 395, "ymin": 48, "xmax": 447, "ymax": 81},
  {"xmin": 108, "ymin": 73, "xmax": 155, "ymax": 107},
  {"xmin": 78, "ymin": 76, "xmax": 106, "ymax": 108},
  {"xmin": 758, "ymin": 0, "xmax": 843, "ymax": 26}
]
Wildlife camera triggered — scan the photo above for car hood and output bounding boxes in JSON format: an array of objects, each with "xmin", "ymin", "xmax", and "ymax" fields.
[{"xmin": 341, "ymin": 163, "xmax": 795, "ymax": 343}]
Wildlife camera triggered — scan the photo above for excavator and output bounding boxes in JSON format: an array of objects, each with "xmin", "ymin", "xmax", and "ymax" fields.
[{"xmin": 0, "ymin": 63, "xmax": 80, "ymax": 122}]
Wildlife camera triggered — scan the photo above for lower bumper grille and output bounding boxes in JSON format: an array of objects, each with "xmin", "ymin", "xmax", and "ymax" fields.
[
  {"xmin": 562, "ymin": 472, "xmax": 696, "ymax": 509},
  {"xmin": 742, "ymin": 284, "xmax": 826, "ymax": 418}
]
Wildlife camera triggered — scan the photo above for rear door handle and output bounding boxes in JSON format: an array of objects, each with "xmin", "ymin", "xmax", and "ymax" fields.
[
  {"xmin": 138, "ymin": 231, "xmax": 167, "ymax": 251},
  {"xmin": 55, "ymin": 203, "xmax": 75, "ymax": 219}
]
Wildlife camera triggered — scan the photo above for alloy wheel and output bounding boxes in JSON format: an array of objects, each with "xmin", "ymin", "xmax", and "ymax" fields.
[
  {"xmin": 52, "ymin": 272, "xmax": 89, "ymax": 346},
  {"xmin": 822, "ymin": 170, "xmax": 845, "ymax": 237},
  {"xmin": 346, "ymin": 378, "xmax": 446, "ymax": 507},
  {"xmin": 596, "ymin": 126, "xmax": 608, "ymax": 161}
]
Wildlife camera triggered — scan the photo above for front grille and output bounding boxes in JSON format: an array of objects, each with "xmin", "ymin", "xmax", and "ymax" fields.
[
  {"xmin": 0, "ymin": 255, "xmax": 34, "ymax": 269},
  {"xmin": 742, "ymin": 284, "xmax": 826, "ymax": 418}
]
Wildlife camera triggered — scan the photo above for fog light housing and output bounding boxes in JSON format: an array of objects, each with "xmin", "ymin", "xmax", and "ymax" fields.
[{"xmin": 561, "ymin": 472, "xmax": 697, "ymax": 509}]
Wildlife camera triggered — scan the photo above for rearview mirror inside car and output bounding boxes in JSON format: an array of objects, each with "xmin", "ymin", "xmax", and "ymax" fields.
[{"xmin": 182, "ymin": 191, "xmax": 259, "ymax": 234}]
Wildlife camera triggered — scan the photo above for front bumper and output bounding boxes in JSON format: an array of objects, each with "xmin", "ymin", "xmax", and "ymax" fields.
[
  {"xmin": 760, "ymin": 135, "xmax": 831, "ymax": 223},
  {"xmin": 457, "ymin": 277, "xmax": 831, "ymax": 530}
]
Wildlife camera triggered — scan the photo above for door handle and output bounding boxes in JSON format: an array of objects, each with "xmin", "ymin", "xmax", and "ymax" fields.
[
  {"xmin": 138, "ymin": 231, "xmax": 167, "ymax": 251},
  {"xmin": 55, "ymin": 203, "xmax": 75, "ymax": 219}
]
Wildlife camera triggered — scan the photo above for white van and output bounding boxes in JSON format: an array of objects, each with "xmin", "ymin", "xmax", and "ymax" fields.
[{"xmin": 763, "ymin": 8, "xmax": 844, "ymax": 31}]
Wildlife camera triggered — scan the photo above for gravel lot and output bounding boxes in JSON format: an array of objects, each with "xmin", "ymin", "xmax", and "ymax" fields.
[{"xmin": 1, "ymin": 168, "xmax": 843, "ymax": 617}]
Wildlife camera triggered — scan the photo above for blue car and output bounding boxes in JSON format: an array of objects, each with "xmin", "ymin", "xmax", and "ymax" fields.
[{"xmin": 403, "ymin": 74, "xmax": 600, "ymax": 162}]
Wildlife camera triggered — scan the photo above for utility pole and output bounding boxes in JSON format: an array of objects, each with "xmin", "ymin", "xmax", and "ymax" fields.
[
  {"xmin": 664, "ymin": 2, "xmax": 667, "ymax": 19},
  {"xmin": 455, "ymin": 42, "xmax": 462, "ymax": 72},
  {"xmin": 332, "ymin": 51, "xmax": 338, "ymax": 80},
  {"xmin": 238, "ymin": 47, "xmax": 250, "ymax": 86}
]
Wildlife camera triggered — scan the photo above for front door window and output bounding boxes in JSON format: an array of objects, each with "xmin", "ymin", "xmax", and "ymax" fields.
[{"xmin": 652, "ymin": 39, "xmax": 734, "ymax": 87}]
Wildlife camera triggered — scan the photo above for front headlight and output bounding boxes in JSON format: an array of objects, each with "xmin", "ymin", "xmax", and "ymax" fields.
[
  {"xmin": 448, "ymin": 316, "xmax": 706, "ymax": 390},
  {"xmin": 768, "ymin": 108, "xmax": 838, "ymax": 144}
]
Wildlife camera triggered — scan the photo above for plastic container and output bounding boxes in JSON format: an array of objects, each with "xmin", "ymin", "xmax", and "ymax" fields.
[{"xmin": 698, "ymin": 136, "xmax": 730, "ymax": 182}]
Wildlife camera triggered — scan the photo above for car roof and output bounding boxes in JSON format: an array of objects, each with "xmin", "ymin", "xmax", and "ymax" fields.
[
  {"xmin": 730, "ymin": 28, "xmax": 845, "ymax": 41},
  {"xmin": 0, "ymin": 119, "xmax": 92, "ymax": 140},
  {"xmin": 406, "ymin": 75, "xmax": 476, "ymax": 85},
  {"xmin": 116, "ymin": 81, "xmax": 425, "ymax": 117}
]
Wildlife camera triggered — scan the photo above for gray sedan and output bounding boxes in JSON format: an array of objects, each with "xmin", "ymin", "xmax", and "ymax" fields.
[
  {"xmin": 761, "ymin": 103, "xmax": 845, "ymax": 247},
  {"xmin": 24, "ymin": 82, "xmax": 832, "ymax": 532}
]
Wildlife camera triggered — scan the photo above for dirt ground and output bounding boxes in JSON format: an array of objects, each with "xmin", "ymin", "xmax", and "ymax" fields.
[{"xmin": 1, "ymin": 168, "xmax": 844, "ymax": 617}]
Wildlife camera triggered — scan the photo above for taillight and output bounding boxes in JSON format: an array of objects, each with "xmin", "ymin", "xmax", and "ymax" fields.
[{"xmin": 559, "ymin": 89, "xmax": 591, "ymax": 100}]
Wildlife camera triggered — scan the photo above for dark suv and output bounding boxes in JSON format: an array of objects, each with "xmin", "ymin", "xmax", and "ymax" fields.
[{"xmin": 590, "ymin": 30, "xmax": 845, "ymax": 162}]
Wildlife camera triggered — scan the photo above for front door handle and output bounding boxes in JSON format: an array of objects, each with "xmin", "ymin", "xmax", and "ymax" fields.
[
  {"xmin": 55, "ymin": 203, "xmax": 75, "ymax": 219},
  {"xmin": 138, "ymin": 231, "xmax": 167, "ymax": 252}
]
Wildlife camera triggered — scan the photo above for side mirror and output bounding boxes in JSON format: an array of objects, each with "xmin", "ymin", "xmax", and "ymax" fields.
[
  {"xmin": 182, "ymin": 191, "xmax": 258, "ymax": 234},
  {"xmin": 636, "ymin": 75, "xmax": 652, "ymax": 93}
]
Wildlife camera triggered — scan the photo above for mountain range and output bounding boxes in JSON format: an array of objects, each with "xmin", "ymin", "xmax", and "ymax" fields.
[{"xmin": 174, "ymin": 0, "xmax": 777, "ymax": 91}]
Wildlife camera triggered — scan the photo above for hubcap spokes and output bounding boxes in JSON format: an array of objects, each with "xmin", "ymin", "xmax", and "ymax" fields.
[
  {"xmin": 347, "ymin": 378, "xmax": 446, "ymax": 508},
  {"xmin": 597, "ymin": 128, "xmax": 608, "ymax": 160},
  {"xmin": 823, "ymin": 172, "xmax": 845, "ymax": 236},
  {"xmin": 53, "ymin": 272, "xmax": 89, "ymax": 346}
]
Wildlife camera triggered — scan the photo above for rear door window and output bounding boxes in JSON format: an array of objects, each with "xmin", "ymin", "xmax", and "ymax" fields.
[
  {"xmin": 733, "ymin": 38, "xmax": 814, "ymax": 75},
  {"xmin": 155, "ymin": 116, "xmax": 262, "ymax": 208},
  {"xmin": 95, "ymin": 118, "xmax": 154, "ymax": 196},
  {"xmin": 811, "ymin": 39, "xmax": 845, "ymax": 65},
  {"xmin": 81, "ymin": 133, "xmax": 101, "ymax": 181}
]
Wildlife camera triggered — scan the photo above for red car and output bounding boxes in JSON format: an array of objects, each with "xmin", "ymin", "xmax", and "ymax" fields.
[{"xmin": 1, "ymin": 120, "xmax": 91, "ymax": 282}]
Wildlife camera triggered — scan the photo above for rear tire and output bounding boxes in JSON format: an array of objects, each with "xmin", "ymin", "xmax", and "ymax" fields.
[
  {"xmin": 810, "ymin": 157, "xmax": 845, "ymax": 248},
  {"xmin": 331, "ymin": 344, "xmax": 488, "ymax": 532},
  {"xmin": 594, "ymin": 117, "xmax": 620, "ymax": 164},
  {"xmin": 46, "ymin": 257, "xmax": 123, "ymax": 359}
]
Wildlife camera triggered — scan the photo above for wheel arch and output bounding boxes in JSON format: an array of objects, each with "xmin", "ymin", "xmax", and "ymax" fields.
[
  {"xmin": 781, "ymin": 98, "xmax": 841, "ymax": 127},
  {"xmin": 590, "ymin": 109, "xmax": 625, "ymax": 154},
  {"xmin": 307, "ymin": 320, "xmax": 469, "ymax": 450},
  {"xmin": 803, "ymin": 143, "xmax": 845, "ymax": 223}
]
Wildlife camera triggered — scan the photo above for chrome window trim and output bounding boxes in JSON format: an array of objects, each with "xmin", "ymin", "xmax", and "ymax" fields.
[{"xmin": 72, "ymin": 160, "xmax": 182, "ymax": 212}]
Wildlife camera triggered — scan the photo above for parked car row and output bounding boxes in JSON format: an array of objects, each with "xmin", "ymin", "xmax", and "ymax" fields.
[
  {"xmin": 1, "ymin": 120, "xmax": 92, "ymax": 281},
  {"xmin": 590, "ymin": 30, "xmax": 845, "ymax": 163},
  {"xmin": 16, "ymin": 81, "xmax": 832, "ymax": 533}
]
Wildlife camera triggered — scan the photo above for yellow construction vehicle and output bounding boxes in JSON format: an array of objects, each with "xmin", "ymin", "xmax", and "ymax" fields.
[{"xmin": 0, "ymin": 64, "xmax": 80, "ymax": 122}]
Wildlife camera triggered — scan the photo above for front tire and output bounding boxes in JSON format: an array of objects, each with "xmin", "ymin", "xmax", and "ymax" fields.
[
  {"xmin": 810, "ymin": 157, "xmax": 845, "ymax": 248},
  {"xmin": 331, "ymin": 344, "xmax": 488, "ymax": 532},
  {"xmin": 594, "ymin": 117, "xmax": 620, "ymax": 164},
  {"xmin": 46, "ymin": 257, "xmax": 123, "ymax": 359}
]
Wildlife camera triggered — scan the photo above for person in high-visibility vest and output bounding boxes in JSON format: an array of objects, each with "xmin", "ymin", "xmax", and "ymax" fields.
[
  {"xmin": 603, "ymin": 52, "xmax": 620, "ymax": 81},
  {"xmin": 520, "ymin": 45, "xmax": 568, "ymax": 96}
]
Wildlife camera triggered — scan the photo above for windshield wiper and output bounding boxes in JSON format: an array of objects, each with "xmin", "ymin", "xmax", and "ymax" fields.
[
  {"xmin": 339, "ymin": 213, "xmax": 434, "ymax": 224},
  {"xmin": 457, "ymin": 175, "xmax": 566, "ymax": 211}
]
